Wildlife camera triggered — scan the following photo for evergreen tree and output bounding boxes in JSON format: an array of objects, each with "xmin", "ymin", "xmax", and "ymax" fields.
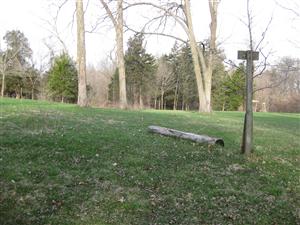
[
  {"xmin": 177, "ymin": 44, "xmax": 197, "ymax": 110},
  {"xmin": 213, "ymin": 64, "xmax": 246, "ymax": 111},
  {"xmin": 47, "ymin": 53, "xmax": 78, "ymax": 103},
  {"xmin": 125, "ymin": 33, "xmax": 156, "ymax": 107},
  {"xmin": 3, "ymin": 30, "xmax": 32, "ymax": 67},
  {"xmin": 1, "ymin": 30, "xmax": 33, "ymax": 97},
  {"xmin": 164, "ymin": 43, "xmax": 197, "ymax": 110},
  {"xmin": 163, "ymin": 42, "xmax": 229, "ymax": 111},
  {"xmin": 211, "ymin": 57, "xmax": 228, "ymax": 110},
  {"xmin": 167, "ymin": 43, "xmax": 181, "ymax": 109}
]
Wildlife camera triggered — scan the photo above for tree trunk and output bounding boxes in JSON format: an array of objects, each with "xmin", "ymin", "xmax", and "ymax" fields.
[
  {"xmin": 241, "ymin": 53, "xmax": 254, "ymax": 155},
  {"xmin": 112, "ymin": 84, "xmax": 115, "ymax": 103},
  {"xmin": 116, "ymin": 32, "xmax": 127, "ymax": 109},
  {"xmin": 160, "ymin": 89, "xmax": 164, "ymax": 110},
  {"xmin": 204, "ymin": 70, "xmax": 212, "ymax": 112},
  {"xmin": 100, "ymin": 0, "xmax": 127, "ymax": 109},
  {"xmin": 139, "ymin": 87, "xmax": 144, "ymax": 108},
  {"xmin": 31, "ymin": 88, "xmax": 34, "ymax": 100},
  {"xmin": 173, "ymin": 78, "xmax": 179, "ymax": 110},
  {"xmin": 1, "ymin": 73, "xmax": 5, "ymax": 97},
  {"xmin": 180, "ymin": 0, "xmax": 219, "ymax": 113},
  {"xmin": 205, "ymin": 0, "xmax": 219, "ymax": 112},
  {"xmin": 173, "ymin": 98, "xmax": 176, "ymax": 110},
  {"xmin": 148, "ymin": 125, "xmax": 224, "ymax": 146},
  {"xmin": 76, "ymin": 0, "xmax": 88, "ymax": 107},
  {"xmin": 154, "ymin": 91, "xmax": 157, "ymax": 109},
  {"xmin": 184, "ymin": 0, "xmax": 209, "ymax": 112},
  {"xmin": 116, "ymin": 0, "xmax": 127, "ymax": 109}
]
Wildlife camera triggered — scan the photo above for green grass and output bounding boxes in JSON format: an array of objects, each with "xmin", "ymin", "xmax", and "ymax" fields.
[{"xmin": 0, "ymin": 98, "xmax": 299, "ymax": 225}]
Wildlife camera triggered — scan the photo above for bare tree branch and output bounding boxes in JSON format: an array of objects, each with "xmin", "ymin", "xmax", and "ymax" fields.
[
  {"xmin": 40, "ymin": 0, "xmax": 71, "ymax": 52},
  {"xmin": 253, "ymin": 74, "xmax": 289, "ymax": 93},
  {"xmin": 123, "ymin": 2, "xmax": 189, "ymax": 35},
  {"xmin": 275, "ymin": 0, "xmax": 300, "ymax": 17},
  {"xmin": 254, "ymin": 58, "xmax": 299, "ymax": 93},
  {"xmin": 124, "ymin": 24, "xmax": 187, "ymax": 43},
  {"xmin": 253, "ymin": 50, "xmax": 272, "ymax": 78},
  {"xmin": 247, "ymin": 0, "xmax": 254, "ymax": 51},
  {"xmin": 99, "ymin": 0, "xmax": 118, "ymax": 28},
  {"xmin": 255, "ymin": 15, "xmax": 273, "ymax": 51}
]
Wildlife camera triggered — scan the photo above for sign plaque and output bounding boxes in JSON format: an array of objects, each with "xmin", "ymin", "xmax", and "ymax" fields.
[{"xmin": 238, "ymin": 50, "xmax": 259, "ymax": 61}]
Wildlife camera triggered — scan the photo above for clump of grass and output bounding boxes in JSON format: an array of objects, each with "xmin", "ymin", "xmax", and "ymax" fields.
[{"xmin": 0, "ymin": 98, "xmax": 299, "ymax": 225}]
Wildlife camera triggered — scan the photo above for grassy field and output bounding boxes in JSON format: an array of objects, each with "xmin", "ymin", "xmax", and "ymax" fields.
[{"xmin": 0, "ymin": 98, "xmax": 299, "ymax": 225}]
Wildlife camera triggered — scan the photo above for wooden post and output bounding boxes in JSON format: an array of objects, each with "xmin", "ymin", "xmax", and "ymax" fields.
[
  {"xmin": 253, "ymin": 100, "xmax": 259, "ymax": 112},
  {"xmin": 238, "ymin": 50, "xmax": 259, "ymax": 155},
  {"xmin": 262, "ymin": 102, "xmax": 267, "ymax": 112}
]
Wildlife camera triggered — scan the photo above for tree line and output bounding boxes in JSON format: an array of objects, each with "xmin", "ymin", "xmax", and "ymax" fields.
[
  {"xmin": 78, "ymin": 0, "xmax": 299, "ymax": 112},
  {"xmin": 1, "ymin": 0, "xmax": 299, "ymax": 112},
  {"xmin": 1, "ymin": 29, "xmax": 299, "ymax": 112}
]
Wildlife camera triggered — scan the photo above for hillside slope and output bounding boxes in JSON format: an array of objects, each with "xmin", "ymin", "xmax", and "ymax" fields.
[{"xmin": 0, "ymin": 98, "xmax": 299, "ymax": 225}]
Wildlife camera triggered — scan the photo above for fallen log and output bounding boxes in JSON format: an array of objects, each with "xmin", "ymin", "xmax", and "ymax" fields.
[{"xmin": 148, "ymin": 125, "xmax": 224, "ymax": 146}]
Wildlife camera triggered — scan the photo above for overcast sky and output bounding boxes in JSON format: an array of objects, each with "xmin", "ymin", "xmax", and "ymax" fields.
[{"xmin": 0, "ymin": 0, "xmax": 299, "ymax": 67}]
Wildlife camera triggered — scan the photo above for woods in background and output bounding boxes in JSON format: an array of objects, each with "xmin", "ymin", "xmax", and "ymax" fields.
[{"xmin": 1, "ymin": 29, "xmax": 299, "ymax": 112}]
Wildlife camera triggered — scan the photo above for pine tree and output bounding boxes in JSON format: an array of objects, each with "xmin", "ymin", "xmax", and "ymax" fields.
[
  {"xmin": 211, "ymin": 57, "xmax": 228, "ymax": 111},
  {"xmin": 177, "ymin": 44, "xmax": 197, "ymax": 110},
  {"xmin": 157, "ymin": 43, "xmax": 198, "ymax": 110},
  {"xmin": 47, "ymin": 53, "xmax": 78, "ymax": 103},
  {"xmin": 167, "ymin": 43, "xmax": 181, "ymax": 110},
  {"xmin": 1, "ymin": 30, "xmax": 33, "ymax": 97},
  {"xmin": 213, "ymin": 64, "xmax": 246, "ymax": 111},
  {"xmin": 125, "ymin": 33, "xmax": 156, "ymax": 108}
]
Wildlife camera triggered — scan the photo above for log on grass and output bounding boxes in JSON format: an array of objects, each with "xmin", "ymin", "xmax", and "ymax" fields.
[{"xmin": 148, "ymin": 125, "xmax": 224, "ymax": 146}]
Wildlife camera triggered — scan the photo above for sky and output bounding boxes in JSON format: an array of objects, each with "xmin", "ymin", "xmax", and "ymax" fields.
[{"xmin": 0, "ymin": 0, "xmax": 299, "ymax": 68}]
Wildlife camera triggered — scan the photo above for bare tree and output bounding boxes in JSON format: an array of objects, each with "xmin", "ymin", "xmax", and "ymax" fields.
[
  {"xmin": 227, "ymin": 0, "xmax": 297, "ymax": 102},
  {"xmin": 76, "ymin": 0, "xmax": 88, "ymax": 107},
  {"xmin": 86, "ymin": 59, "xmax": 114, "ymax": 107},
  {"xmin": 238, "ymin": 0, "xmax": 275, "ymax": 154},
  {"xmin": 125, "ymin": 0, "xmax": 220, "ymax": 112},
  {"xmin": 100, "ymin": 0, "xmax": 127, "ymax": 109},
  {"xmin": 41, "ymin": 0, "xmax": 70, "ymax": 53},
  {"xmin": 155, "ymin": 56, "xmax": 174, "ymax": 109},
  {"xmin": 26, "ymin": 60, "xmax": 40, "ymax": 100},
  {"xmin": 275, "ymin": 0, "xmax": 299, "ymax": 17},
  {"xmin": 275, "ymin": 0, "xmax": 300, "ymax": 48},
  {"xmin": 0, "ymin": 48, "xmax": 20, "ymax": 97},
  {"xmin": 255, "ymin": 57, "xmax": 300, "ymax": 112},
  {"xmin": 243, "ymin": 0, "xmax": 294, "ymax": 92}
]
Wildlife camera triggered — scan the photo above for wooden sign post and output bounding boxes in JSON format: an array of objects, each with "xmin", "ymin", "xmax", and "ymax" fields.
[{"xmin": 238, "ymin": 50, "xmax": 259, "ymax": 155}]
